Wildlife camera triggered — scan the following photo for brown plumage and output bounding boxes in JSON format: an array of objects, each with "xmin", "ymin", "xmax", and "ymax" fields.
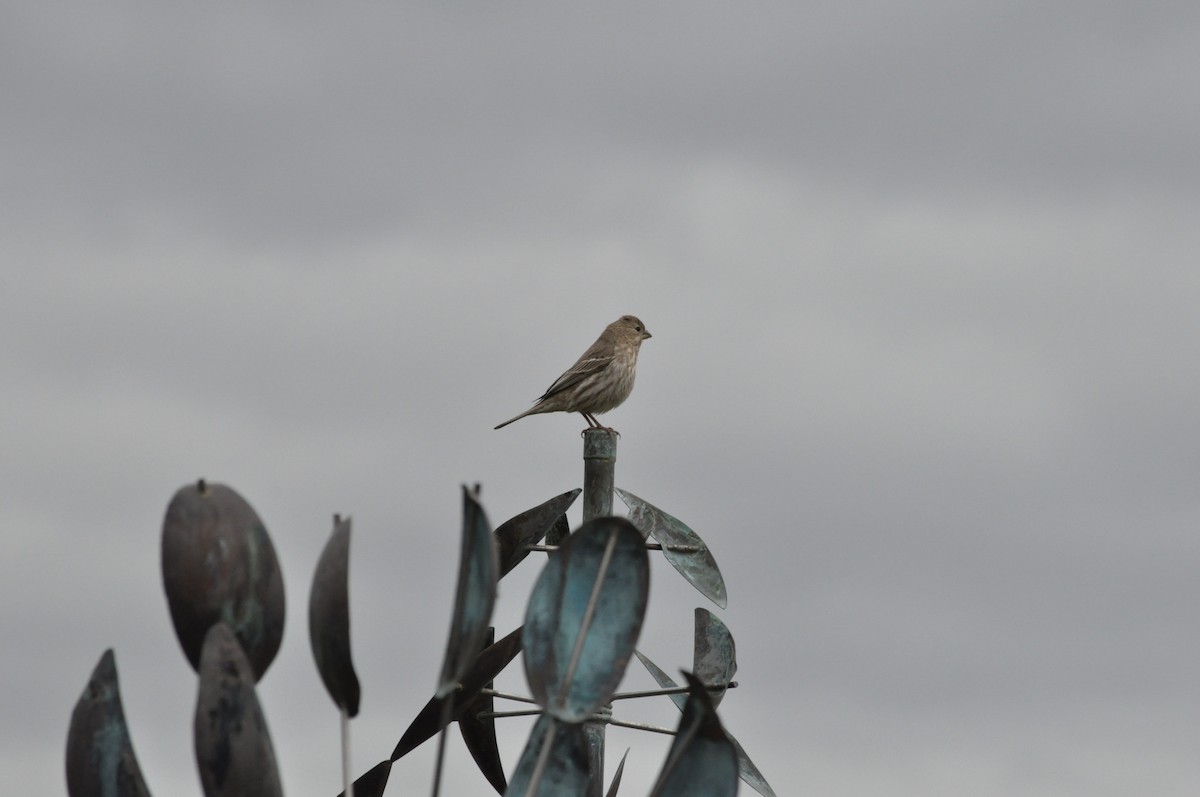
[{"xmin": 495, "ymin": 315, "xmax": 652, "ymax": 430}]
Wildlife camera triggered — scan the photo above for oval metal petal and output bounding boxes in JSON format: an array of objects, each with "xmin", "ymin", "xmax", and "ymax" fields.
[
  {"xmin": 309, "ymin": 515, "xmax": 360, "ymax": 715},
  {"xmin": 161, "ymin": 480, "xmax": 286, "ymax": 680},
  {"xmin": 522, "ymin": 517, "xmax": 649, "ymax": 722},
  {"xmin": 436, "ymin": 486, "xmax": 500, "ymax": 698},
  {"xmin": 647, "ymin": 672, "xmax": 739, "ymax": 797},
  {"xmin": 635, "ymin": 652, "xmax": 776, "ymax": 797},
  {"xmin": 504, "ymin": 715, "xmax": 589, "ymax": 797},
  {"xmin": 494, "ymin": 489, "xmax": 581, "ymax": 577},
  {"xmin": 693, "ymin": 608, "xmax": 737, "ymax": 707},
  {"xmin": 65, "ymin": 649, "xmax": 152, "ymax": 797},
  {"xmin": 615, "ymin": 488, "xmax": 727, "ymax": 609},
  {"xmin": 194, "ymin": 623, "xmax": 283, "ymax": 797}
]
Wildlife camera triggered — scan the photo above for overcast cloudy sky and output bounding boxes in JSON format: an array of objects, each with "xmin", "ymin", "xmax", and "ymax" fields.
[{"xmin": 4, "ymin": 2, "xmax": 1199, "ymax": 795}]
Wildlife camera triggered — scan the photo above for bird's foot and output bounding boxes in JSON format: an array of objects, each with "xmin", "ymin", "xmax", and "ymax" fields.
[{"xmin": 580, "ymin": 425, "xmax": 620, "ymax": 438}]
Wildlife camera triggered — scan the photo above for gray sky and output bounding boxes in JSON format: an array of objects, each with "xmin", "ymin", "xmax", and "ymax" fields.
[{"xmin": 4, "ymin": 2, "xmax": 1199, "ymax": 794}]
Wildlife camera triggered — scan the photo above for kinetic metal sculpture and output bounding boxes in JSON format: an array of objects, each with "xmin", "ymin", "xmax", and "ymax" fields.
[{"xmin": 65, "ymin": 431, "xmax": 774, "ymax": 797}]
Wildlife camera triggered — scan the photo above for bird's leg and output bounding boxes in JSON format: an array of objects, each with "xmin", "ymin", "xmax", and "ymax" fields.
[{"xmin": 580, "ymin": 413, "xmax": 620, "ymax": 436}]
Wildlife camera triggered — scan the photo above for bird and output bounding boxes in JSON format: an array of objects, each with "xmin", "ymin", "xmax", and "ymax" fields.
[{"xmin": 495, "ymin": 315, "xmax": 652, "ymax": 431}]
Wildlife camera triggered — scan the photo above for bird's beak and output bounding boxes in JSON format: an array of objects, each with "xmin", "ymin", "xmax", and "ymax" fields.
[{"xmin": 642, "ymin": 330, "xmax": 652, "ymax": 339}]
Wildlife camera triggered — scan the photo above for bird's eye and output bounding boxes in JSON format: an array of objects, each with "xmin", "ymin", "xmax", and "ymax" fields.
[{"xmin": 635, "ymin": 325, "xmax": 642, "ymax": 332}]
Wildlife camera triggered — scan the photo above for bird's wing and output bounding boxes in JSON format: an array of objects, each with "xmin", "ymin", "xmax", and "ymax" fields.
[{"xmin": 537, "ymin": 341, "xmax": 614, "ymax": 399}]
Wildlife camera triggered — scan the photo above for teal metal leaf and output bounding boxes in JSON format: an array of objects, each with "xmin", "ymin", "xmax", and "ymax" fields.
[
  {"xmin": 522, "ymin": 517, "xmax": 649, "ymax": 722},
  {"xmin": 161, "ymin": 480, "xmax": 286, "ymax": 680},
  {"xmin": 615, "ymin": 488, "xmax": 727, "ymax": 609},
  {"xmin": 436, "ymin": 487, "xmax": 500, "ymax": 698},
  {"xmin": 647, "ymin": 672, "xmax": 739, "ymax": 797},
  {"xmin": 194, "ymin": 623, "xmax": 283, "ymax": 797},
  {"xmin": 694, "ymin": 608, "xmax": 737, "ymax": 708},
  {"xmin": 308, "ymin": 515, "xmax": 360, "ymax": 715},
  {"xmin": 495, "ymin": 489, "xmax": 581, "ymax": 577},
  {"xmin": 65, "ymin": 649, "xmax": 151, "ymax": 797},
  {"xmin": 505, "ymin": 715, "xmax": 589, "ymax": 797},
  {"xmin": 636, "ymin": 652, "xmax": 776, "ymax": 797}
]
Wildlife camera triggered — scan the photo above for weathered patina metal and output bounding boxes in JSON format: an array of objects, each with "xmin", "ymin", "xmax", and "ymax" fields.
[
  {"xmin": 635, "ymin": 651, "xmax": 775, "ymax": 797},
  {"xmin": 615, "ymin": 488, "xmax": 727, "ymax": 609},
  {"xmin": 194, "ymin": 622, "xmax": 283, "ymax": 797},
  {"xmin": 309, "ymin": 515, "xmax": 360, "ymax": 716},
  {"xmin": 161, "ymin": 479, "xmax": 285, "ymax": 680},
  {"xmin": 646, "ymin": 673, "xmax": 739, "ymax": 797},
  {"xmin": 582, "ymin": 429, "xmax": 617, "ymax": 522},
  {"xmin": 494, "ymin": 489, "xmax": 581, "ymax": 576},
  {"xmin": 506, "ymin": 715, "xmax": 590, "ymax": 797},
  {"xmin": 65, "ymin": 649, "xmax": 151, "ymax": 797},
  {"xmin": 693, "ymin": 608, "xmax": 737, "ymax": 708},
  {"xmin": 522, "ymin": 517, "xmax": 649, "ymax": 723}
]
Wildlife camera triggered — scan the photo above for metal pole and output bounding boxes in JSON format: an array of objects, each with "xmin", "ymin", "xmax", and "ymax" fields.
[
  {"xmin": 582, "ymin": 429, "xmax": 616, "ymax": 522},
  {"xmin": 580, "ymin": 428, "xmax": 616, "ymax": 797}
]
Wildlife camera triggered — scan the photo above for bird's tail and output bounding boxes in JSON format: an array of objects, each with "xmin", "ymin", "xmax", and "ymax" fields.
[{"xmin": 494, "ymin": 407, "xmax": 537, "ymax": 429}]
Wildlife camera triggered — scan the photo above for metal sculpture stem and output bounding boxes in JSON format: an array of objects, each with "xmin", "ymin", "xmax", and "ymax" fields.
[
  {"xmin": 429, "ymin": 698, "xmax": 454, "ymax": 797},
  {"xmin": 582, "ymin": 430, "xmax": 616, "ymax": 522},
  {"xmin": 341, "ymin": 707, "xmax": 353, "ymax": 797},
  {"xmin": 580, "ymin": 428, "xmax": 616, "ymax": 797}
]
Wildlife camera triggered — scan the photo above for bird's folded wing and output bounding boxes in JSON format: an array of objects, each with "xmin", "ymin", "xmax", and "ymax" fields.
[{"xmin": 538, "ymin": 354, "xmax": 613, "ymax": 399}]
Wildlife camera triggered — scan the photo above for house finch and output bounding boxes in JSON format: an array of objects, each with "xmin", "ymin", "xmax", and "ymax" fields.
[{"xmin": 495, "ymin": 315, "xmax": 652, "ymax": 430}]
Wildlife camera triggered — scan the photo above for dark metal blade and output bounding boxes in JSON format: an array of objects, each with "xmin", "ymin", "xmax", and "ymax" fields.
[
  {"xmin": 334, "ymin": 759, "xmax": 391, "ymax": 797},
  {"xmin": 494, "ymin": 489, "xmax": 581, "ymax": 576},
  {"xmin": 436, "ymin": 486, "xmax": 500, "ymax": 698},
  {"xmin": 458, "ymin": 629, "xmax": 507, "ymax": 794},
  {"xmin": 635, "ymin": 652, "xmax": 776, "ymax": 797},
  {"xmin": 604, "ymin": 748, "xmax": 629, "ymax": 797},
  {"xmin": 647, "ymin": 672, "xmax": 739, "ymax": 797},
  {"xmin": 392, "ymin": 626, "xmax": 523, "ymax": 760},
  {"xmin": 309, "ymin": 515, "xmax": 360, "ymax": 716}
]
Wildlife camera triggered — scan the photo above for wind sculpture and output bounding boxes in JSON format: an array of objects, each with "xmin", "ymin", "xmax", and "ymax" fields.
[{"xmin": 65, "ymin": 430, "xmax": 775, "ymax": 797}]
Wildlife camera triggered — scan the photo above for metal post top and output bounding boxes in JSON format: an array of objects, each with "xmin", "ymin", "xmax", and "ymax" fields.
[{"xmin": 582, "ymin": 428, "xmax": 618, "ymax": 459}]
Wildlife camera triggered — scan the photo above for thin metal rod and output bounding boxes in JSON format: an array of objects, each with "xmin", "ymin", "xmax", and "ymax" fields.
[
  {"xmin": 557, "ymin": 529, "xmax": 620, "ymax": 703},
  {"xmin": 429, "ymin": 697, "xmax": 454, "ymax": 797},
  {"xmin": 340, "ymin": 707, "xmax": 353, "ymax": 797},
  {"xmin": 604, "ymin": 718, "xmax": 679, "ymax": 736},
  {"xmin": 477, "ymin": 708, "xmax": 545, "ymax": 719},
  {"xmin": 480, "ymin": 688, "xmax": 540, "ymax": 705},
  {"xmin": 609, "ymin": 682, "xmax": 737, "ymax": 701},
  {"xmin": 525, "ymin": 542, "xmax": 705, "ymax": 553}
]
